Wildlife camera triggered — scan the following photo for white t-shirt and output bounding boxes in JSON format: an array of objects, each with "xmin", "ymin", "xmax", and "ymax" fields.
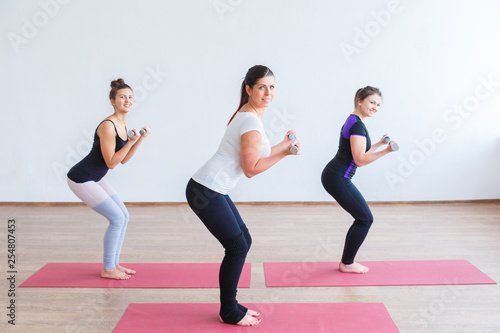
[{"xmin": 192, "ymin": 112, "xmax": 271, "ymax": 194}]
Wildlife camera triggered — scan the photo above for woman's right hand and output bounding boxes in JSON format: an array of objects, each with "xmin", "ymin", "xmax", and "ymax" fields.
[
  {"xmin": 379, "ymin": 134, "xmax": 389, "ymax": 145},
  {"xmin": 140, "ymin": 126, "xmax": 152, "ymax": 138}
]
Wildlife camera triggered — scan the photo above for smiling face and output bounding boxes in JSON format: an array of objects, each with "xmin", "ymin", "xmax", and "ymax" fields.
[
  {"xmin": 357, "ymin": 94, "xmax": 382, "ymax": 118},
  {"xmin": 246, "ymin": 76, "xmax": 275, "ymax": 109},
  {"xmin": 111, "ymin": 88, "xmax": 134, "ymax": 112}
]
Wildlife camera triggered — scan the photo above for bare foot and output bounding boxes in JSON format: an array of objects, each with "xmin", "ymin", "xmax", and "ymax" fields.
[
  {"xmin": 219, "ymin": 314, "xmax": 261, "ymax": 327},
  {"xmin": 246, "ymin": 309, "xmax": 260, "ymax": 317},
  {"xmin": 339, "ymin": 262, "xmax": 369, "ymax": 274},
  {"xmin": 101, "ymin": 268, "xmax": 131, "ymax": 280},
  {"xmin": 115, "ymin": 265, "xmax": 136, "ymax": 275}
]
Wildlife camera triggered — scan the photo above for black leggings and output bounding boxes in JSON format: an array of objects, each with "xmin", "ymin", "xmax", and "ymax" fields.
[
  {"xmin": 185, "ymin": 178, "xmax": 251, "ymax": 324},
  {"xmin": 321, "ymin": 169, "xmax": 374, "ymax": 265}
]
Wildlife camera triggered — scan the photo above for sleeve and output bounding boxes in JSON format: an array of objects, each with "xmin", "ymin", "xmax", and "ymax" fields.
[
  {"xmin": 239, "ymin": 114, "xmax": 263, "ymax": 136},
  {"xmin": 348, "ymin": 121, "xmax": 366, "ymax": 137}
]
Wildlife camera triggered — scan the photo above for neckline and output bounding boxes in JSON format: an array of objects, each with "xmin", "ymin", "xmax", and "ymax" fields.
[
  {"xmin": 237, "ymin": 111, "xmax": 262, "ymax": 120},
  {"xmin": 102, "ymin": 119, "xmax": 128, "ymax": 141},
  {"xmin": 351, "ymin": 113, "xmax": 363, "ymax": 122}
]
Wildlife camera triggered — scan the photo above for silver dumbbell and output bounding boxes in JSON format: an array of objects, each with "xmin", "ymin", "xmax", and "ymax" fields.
[
  {"xmin": 383, "ymin": 135, "xmax": 399, "ymax": 151},
  {"xmin": 127, "ymin": 128, "xmax": 147, "ymax": 137},
  {"xmin": 390, "ymin": 142, "xmax": 399, "ymax": 151},
  {"xmin": 288, "ymin": 133, "xmax": 299, "ymax": 154}
]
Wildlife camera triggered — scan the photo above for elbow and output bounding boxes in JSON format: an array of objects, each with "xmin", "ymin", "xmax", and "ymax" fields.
[
  {"xmin": 244, "ymin": 170, "xmax": 256, "ymax": 178},
  {"xmin": 242, "ymin": 167, "xmax": 257, "ymax": 178},
  {"xmin": 106, "ymin": 162, "xmax": 118, "ymax": 169},
  {"xmin": 353, "ymin": 159, "xmax": 366, "ymax": 167}
]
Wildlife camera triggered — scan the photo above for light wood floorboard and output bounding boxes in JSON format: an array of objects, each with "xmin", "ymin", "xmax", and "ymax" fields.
[{"xmin": 1, "ymin": 202, "xmax": 499, "ymax": 332}]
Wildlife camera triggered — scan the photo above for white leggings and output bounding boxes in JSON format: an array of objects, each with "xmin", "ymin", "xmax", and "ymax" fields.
[{"xmin": 67, "ymin": 178, "xmax": 130, "ymax": 269}]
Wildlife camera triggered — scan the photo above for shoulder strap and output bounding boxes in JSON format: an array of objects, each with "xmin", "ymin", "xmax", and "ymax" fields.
[{"xmin": 98, "ymin": 119, "xmax": 119, "ymax": 136}]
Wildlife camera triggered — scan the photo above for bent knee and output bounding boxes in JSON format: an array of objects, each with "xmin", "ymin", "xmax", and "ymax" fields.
[
  {"xmin": 108, "ymin": 213, "xmax": 127, "ymax": 227},
  {"xmin": 240, "ymin": 225, "xmax": 252, "ymax": 250},
  {"xmin": 355, "ymin": 214, "xmax": 373, "ymax": 227},
  {"xmin": 221, "ymin": 232, "xmax": 249, "ymax": 256}
]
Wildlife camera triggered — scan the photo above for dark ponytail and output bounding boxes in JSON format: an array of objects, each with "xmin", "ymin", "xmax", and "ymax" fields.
[
  {"xmin": 227, "ymin": 65, "xmax": 274, "ymax": 125},
  {"xmin": 354, "ymin": 86, "xmax": 382, "ymax": 107},
  {"xmin": 109, "ymin": 78, "xmax": 132, "ymax": 100}
]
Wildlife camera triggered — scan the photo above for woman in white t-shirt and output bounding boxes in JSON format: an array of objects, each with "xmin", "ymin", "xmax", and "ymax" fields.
[{"xmin": 186, "ymin": 65, "xmax": 300, "ymax": 327}]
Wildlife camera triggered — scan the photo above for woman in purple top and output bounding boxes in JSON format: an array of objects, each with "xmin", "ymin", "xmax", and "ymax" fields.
[{"xmin": 321, "ymin": 86, "xmax": 396, "ymax": 274}]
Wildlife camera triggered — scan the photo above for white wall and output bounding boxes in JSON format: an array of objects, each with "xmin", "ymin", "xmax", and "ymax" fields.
[{"xmin": 2, "ymin": 0, "xmax": 500, "ymax": 202}]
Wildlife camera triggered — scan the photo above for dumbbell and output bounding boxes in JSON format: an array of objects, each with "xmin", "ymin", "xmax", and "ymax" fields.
[
  {"xmin": 127, "ymin": 128, "xmax": 147, "ymax": 137},
  {"xmin": 383, "ymin": 135, "xmax": 399, "ymax": 151},
  {"xmin": 288, "ymin": 133, "xmax": 299, "ymax": 154}
]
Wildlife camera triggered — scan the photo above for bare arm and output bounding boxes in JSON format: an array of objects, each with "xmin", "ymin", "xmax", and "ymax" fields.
[
  {"xmin": 351, "ymin": 134, "xmax": 391, "ymax": 167},
  {"xmin": 98, "ymin": 122, "xmax": 143, "ymax": 169},
  {"xmin": 121, "ymin": 127, "xmax": 151, "ymax": 164},
  {"xmin": 240, "ymin": 130, "xmax": 298, "ymax": 178},
  {"xmin": 367, "ymin": 135, "xmax": 387, "ymax": 153}
]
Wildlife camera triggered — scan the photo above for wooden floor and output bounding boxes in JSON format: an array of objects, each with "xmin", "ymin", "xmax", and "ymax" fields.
[{"xmin": 1, "ymin": 202, "xmax": 499, "ymax": 332}]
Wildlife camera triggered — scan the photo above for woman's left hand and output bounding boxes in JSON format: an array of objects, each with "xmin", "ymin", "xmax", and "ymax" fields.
[{"xmin": 285, "ymin": 130, "xmax": 300, "ymax": 155}]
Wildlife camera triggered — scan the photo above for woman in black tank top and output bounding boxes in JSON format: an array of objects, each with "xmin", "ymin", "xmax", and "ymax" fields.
[{"xmin": 67, "ymin": 79, "xmax": 151, "ymax": 280}]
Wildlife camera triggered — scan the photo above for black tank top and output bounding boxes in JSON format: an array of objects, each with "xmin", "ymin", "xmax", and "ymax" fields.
[{"xmin": 67, "ymin": 119, "xmax": 128, "ymax": 183}]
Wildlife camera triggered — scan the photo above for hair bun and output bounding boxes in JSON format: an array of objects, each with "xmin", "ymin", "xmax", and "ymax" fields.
[
  {"xmin": 109, "ymin": 78, "xmax": 132, "ymax": 100},
  {"xmin": 110, "ymin": 78, "xmax": 126, "ymax": 89}
]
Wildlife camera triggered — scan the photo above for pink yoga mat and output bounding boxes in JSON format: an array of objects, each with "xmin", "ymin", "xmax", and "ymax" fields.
[
  {"xmin": 264, "ymin": 260, "xmax": 496, "ymax": 287},
  {"xmin": 113, "ymin": 303, "xmax": 399, "ymax": 333},
  {"xmin": 19, "ymin": 263, "xmax": 251, "ymax": 288}
]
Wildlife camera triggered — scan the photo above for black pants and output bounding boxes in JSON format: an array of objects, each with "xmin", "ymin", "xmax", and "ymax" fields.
[
  {"xmin": 186, "ymin": 178, "xmax": 251, "ymax": 324},
  {"xmin": 321, "ymin": 169, "xmax": 374, "ymax": 265}
]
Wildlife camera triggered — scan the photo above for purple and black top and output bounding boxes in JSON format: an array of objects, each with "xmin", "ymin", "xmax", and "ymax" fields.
[{"xmin": 327, "ymin": 114, "xmax": 371, "ymax": 179}]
